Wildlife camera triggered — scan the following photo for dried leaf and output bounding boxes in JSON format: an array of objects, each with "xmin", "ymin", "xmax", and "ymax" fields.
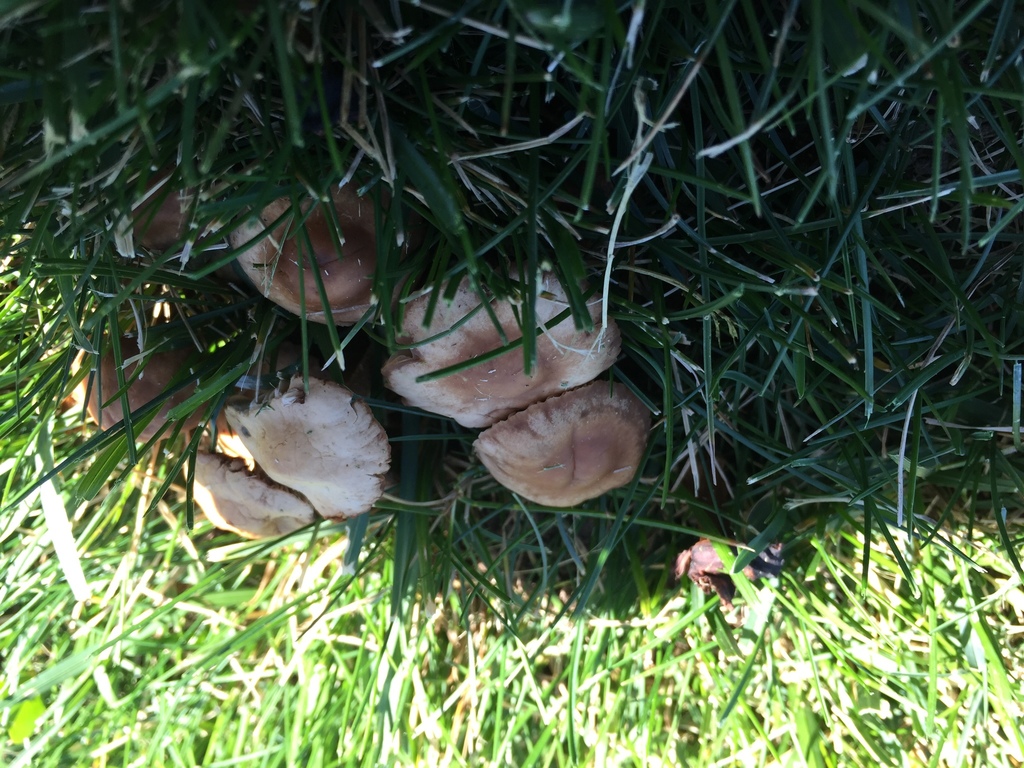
[{"xmin": 676, "ymin": 539, "xmax": 784, "ymax": 608}]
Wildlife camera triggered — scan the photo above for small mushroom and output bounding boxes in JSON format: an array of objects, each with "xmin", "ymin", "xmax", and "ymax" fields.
[
  {"xmin": 229, "ymin": 186, "xmax": 379, "ymax": 325},
  {"xmin": 224, "ymin": 375, "xmax": 390, "ymax": 519},
  {"xmin": 80, "ymin": 337, "xmax": 203, "ymax": 442},
  {"xmin": 382, "ymin": 274, "xmax": 621, "ymax": 428},
  {"xmin": 192, "ymin": 452, "xmax": 315, "ymax": 538},
  {"xmin": 473, "ymin": 381, "xmax": 650, "ymax": 507}
]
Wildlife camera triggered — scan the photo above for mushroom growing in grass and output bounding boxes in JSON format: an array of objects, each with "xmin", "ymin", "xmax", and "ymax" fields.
[
  {"xmin": 474, "ymin": 381, "xmax": 650, "ymax": 507},
  {"xmin": 192, "ymin": 452, "xmax": 316, "ymax": 539},
  {"xmin": 80, "ymin": 337, "xmax": 203, "ymax": 442},
  {"xmin": 229, "ymin": 186, "xmax": 379, "ymax": 325},
  {"xmin": 207, "ymin": 410, "xmax": 255, "ymax": 468},
  {"xmin": 382, "ymin": 274, "xmax": 621, "ymax": 428},
  {"xmin": 224, "ymin": 375, "xmax": 390, "ymax": 519}
]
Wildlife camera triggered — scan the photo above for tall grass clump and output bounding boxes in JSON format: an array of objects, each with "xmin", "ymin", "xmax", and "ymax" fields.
[{"xmin": 2, "ymin": 1, "xmax": 1022, "ymax": 765}]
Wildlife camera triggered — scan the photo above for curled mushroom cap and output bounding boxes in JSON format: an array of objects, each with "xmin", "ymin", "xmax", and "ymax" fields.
[
  {"xmin": 224, "ymin": 375, "xmax": 390, "ymax": 519},
  {"xmin": 382, "ymin": 274, "xmax": 620, "ymax": 428},
  {"xmin": 193, "ymin": 453, "xmax": 316, "ymax": 539},
  {"xmin": 474, "ymin": 381, "xmax": 650, "ymax": 507},
  {"xmin": 81, "ymin": 337, "xmax": 202, "ymax": 442},
  {"xmin": 228, "ymin": 186, "xmax": 378, "ymax": 325}
]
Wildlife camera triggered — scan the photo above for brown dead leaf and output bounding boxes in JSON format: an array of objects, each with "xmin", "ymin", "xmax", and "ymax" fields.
[{"xmin": 675, "ymin": 539, "xmax": 784, "ymax": 609}]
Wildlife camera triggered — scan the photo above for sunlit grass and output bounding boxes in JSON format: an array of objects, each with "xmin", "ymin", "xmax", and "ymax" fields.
[{"xmin": 2, "ymin": 471, "xmax": 1021, "ymax": 765}]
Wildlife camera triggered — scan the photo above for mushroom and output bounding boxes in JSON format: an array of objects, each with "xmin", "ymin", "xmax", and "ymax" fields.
[
  {"xmin": 80, "ymin": 337, "xmax": 203, "ymax": 442},
  {"xmin": 382, "ymin": 274, "xmax": 621, "ymax": 428},
  {"xmin": 192, "ymin": 452, "xmax": 316, "ymax": 539},
  {"xmin": 208, "ymin": 410, "xmax": 255, "ymax": 468},
  {"xmin": 132, "ymin": 168, "xmax": 194, "ymax": 253},
  {"xmin": 224, "ymin": 374, "xmax": 390, "ymax": 519},
  {"xmin": 473, "ymin": 381, "xmax": 650, "ymax": 507},
  {"xmin": 228, "ymin": 186, "xmax": 379, "ymax": 325}
]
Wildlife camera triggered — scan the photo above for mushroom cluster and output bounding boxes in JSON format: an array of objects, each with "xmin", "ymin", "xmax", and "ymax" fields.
[
  {"xmin": 382, "ymin": 274, "xmax": 650, "ymax": 507},
  {"xmin": 72, "ymin": 337, "xmax": 385, "ymax": 538},
  {"xmin": 95, "ymin": 169, "xmax": 650, "ymax": 533},
  {"xmin": 99, "ymin": 174, "xmax": 400, "ymax": 537},
  {"xmin": 191, "ymin": 375, "xmax": 391, "ymax": 538}
]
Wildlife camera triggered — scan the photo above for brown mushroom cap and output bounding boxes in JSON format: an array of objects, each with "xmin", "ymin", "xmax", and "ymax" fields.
[
  {"xmin": 81, "ymin": 337, "xmax": 203, "ymax": 442},
  {"xmin": 223, "ymin": 375, "xmax": 390, "ymax": 519},
  {"xmin": 193, "ymin": 452, "xmax": 315, "ymax": 538},
  {"xmin": 228, "ymin": 186, "xmax": 378, "ymax": 325},
  {"xmin": 473, "ymin": 381, "xmax": 650, "ymax": 507},
  {"xmin": 132, "ymin": 169, "xmax": 194, "ymax": 253},
  {"xmin": 382, "ymin": 275, "xmax": 621, "ymax": 428}
]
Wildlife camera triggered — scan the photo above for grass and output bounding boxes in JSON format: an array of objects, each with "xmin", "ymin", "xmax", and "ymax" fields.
[
  {"xmin": 2, "ymin": 0, "xmax": 1024, "ymax": 765},
  {"xmin": 1, "ymin": 490, "xmax": 1020, "ymax": 766}
]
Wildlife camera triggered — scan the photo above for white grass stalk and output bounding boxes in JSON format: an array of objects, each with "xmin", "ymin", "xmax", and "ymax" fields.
[{"xmin": 36, "ymin": 424, "xmax": 90, "ymax": 602}]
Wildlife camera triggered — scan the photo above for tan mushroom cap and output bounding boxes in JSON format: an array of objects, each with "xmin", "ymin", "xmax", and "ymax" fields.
[
  {"xmin": 382, "ymin": 275, "xmax": 621, "ymax": 428},
  {"xmin": 474, "ymin": 381, "xmax": 650, "ymax": 507},
  {"xmin": 224, "ymin": 375, "xmax": 390, "ymax": 519},
  {"xmin": 193, "ymin": 452, "xmax": 315, "ymax": 538},
  {"xmin": 82, "ymin": 337, "xmax": 203, "ymax": 442},
  {"xmin": 229, "ymin": 186, "xmax": 378, "ymax": 325}
]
